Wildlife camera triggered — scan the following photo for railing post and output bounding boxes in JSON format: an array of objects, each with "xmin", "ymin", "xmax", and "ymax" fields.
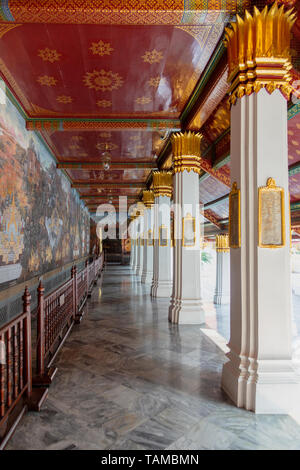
[
  {"xmin": 36, "ymin": 281, "xmax": 45, "ymax": 378},
  {"xmin": 94, "ymin": 257, "xmax": 97, "ymax": 284},
  {"xmin": 71, "ymin": 266, "xmax": 77, "ymax": 318},
  {"xmin": 23, "ymin": 287, "xmax": 32, "ymax": 402}
]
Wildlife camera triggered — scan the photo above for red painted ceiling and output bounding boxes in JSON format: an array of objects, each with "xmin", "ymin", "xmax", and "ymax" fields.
[{"xmin": 0, "ymin": 1, "xmax": 299, "ymax": 223}]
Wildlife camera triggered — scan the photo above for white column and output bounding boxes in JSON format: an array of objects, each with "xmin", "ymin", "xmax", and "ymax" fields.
[
  {"xmin": 134, "ymin": 217, "xmax": 141, "ymax": 275},
  {"xmin": 132, "ymin": 219, "xmax": 138, "ymax": 272},
  {"xmin": 168, "ymin": 132, "xmax": 204, "ymax": 324},
  {"xmin": 292, "ymin": 254, "xmax": 300, "ymax": 295},
  {"xmin": 222, "ymin": 5, "xmax": 299, "ymax": 414},
  {"xmin": 137, "ymin": 214, "xmax": 145, "ymax": 278},
  {"xmin": 150, "ymin": 172, "xmax": 173, "ymax": 298},
  {"xmin": 214, "ymin": 234, "xmax": 230, "ymax": 305},
  {"xmin": 141, "ymin": 191, "xmax": 154, "ymax": 284},
  {"xmin": 129, "ymin": 217, "xmax": 135, "ymax": 268}
]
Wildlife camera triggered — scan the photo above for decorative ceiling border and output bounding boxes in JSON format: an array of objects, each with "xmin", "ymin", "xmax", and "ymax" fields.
[
  {"xmin": 26, "ymin": 118, "xmax": 181, "ymax": 132},
  {"xmin": 0, "ymin": 1, "xmax": 249, "ymax": 25},
  {"xmin": 57, "ymin": 162, "xmax": 157, "ymax": 169}
]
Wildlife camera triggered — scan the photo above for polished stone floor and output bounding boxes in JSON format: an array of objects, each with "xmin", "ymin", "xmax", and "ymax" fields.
[{"xmin": 7, "ymin": 265, "xmax": 300, "ymax": 450}]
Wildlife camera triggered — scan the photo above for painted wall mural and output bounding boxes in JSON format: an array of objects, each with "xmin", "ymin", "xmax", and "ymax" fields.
[{"xmin": 0, "ymin": 88, "xmax": 90, "ymax": 290}]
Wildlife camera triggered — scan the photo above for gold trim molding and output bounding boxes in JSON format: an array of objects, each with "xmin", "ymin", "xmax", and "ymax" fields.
[
  {"xmin": 152, "ymin": 171, "xmax": 173, "ymax": 198},
  {"xmin": 229, "ymin": 182, "xmax": 241, "ymax": 248},
  {"xmin": 225, "ymin": 3, "xmax": 296, "ymax": 104},
  {"xmin": 171, "ymin": 131, "xmax": 202, "ymax": 175}
]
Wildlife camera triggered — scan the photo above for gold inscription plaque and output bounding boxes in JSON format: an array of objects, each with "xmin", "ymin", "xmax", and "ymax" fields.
[
  {"xmin": 229, "ymin": 182, "xmax": 241, "ymax": 248},
  {"xmin": 258, "ymin": 178, "xmax": 285, "ymax": 248},
  {"xmin": 159, "ymin": 225, "xmax": 168, "ymax": 247},
  {"xmin": 170, "ymin": 215, "xmax": 175, "ymax": 247},
  {"xmin": 147, "ymin": 229, "xmax": 154, "ymax": 246},
  {"xmin": 182, "ymin": 213, "xmax": 196, "ymax": 247}
]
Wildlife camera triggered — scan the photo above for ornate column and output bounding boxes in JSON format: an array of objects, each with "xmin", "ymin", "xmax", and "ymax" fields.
[
  {"xmin": 151, "ymin": 171, "xmax": 173, "ymax": 298},
  {"xmin": 168, "ymin": 132, "xmax": 204, "ymax": 324},
  {"xmin": 141, "ymin": 190, "xmax": 155, "ymax": 284},
  {"xmin": 214, "ymin": 234, "xmax": 230, "ymax": 305},
  {"xmin": 222, "ymin": 4, "xmax": 299, "ymax": 413},
  {"xmin": 137, "ymin": 207, "xmax": 145, "ymax": 278},
  {"xmin": 129, "ymin": 215, "xmax": 135, "ymax": 269},
  {"xmin": 131, "ymin": 213, "xmax": 138, "ymax": 272}
]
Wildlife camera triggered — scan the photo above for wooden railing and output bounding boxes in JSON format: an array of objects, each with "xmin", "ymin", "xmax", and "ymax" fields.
[
  {"xmin": 0, "ymin": 253, "xmax": 104, "ymax": 449},
  {"xmin": 0, "ymin": 288, "xmax": 48, "ymax": 450},
  {"xmin": 34, "ymin": 254, "xmax": 104, "ymax": 385}
]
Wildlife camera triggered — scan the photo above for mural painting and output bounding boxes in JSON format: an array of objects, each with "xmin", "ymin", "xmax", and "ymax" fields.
[{"xmin": 0, "ymin": 91, "xmax": 90, "ymax": 290}]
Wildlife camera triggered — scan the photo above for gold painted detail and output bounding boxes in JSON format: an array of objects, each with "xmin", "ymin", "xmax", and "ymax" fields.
[
  {"xmin": 142, "ymin": 190, "xmax": 154, "ymax": 208},
  {"xmin": 147, "ymin": 76, "xmax": 162, "ymax": 88},
  {"xmin": 99, "ymin": 132, "xmax": 111, "ymax": 138},
  {"xmin": 96, "ymin": 142, "xmax": 118, "ymax": 151},
  {"xmin": 38, "ymin": 47, "xmax": 61, "ymax": 63},
  {"xmin": 135, "ymin": 96, "xmax": 152, "ymax": 105},
  {"xmin": 216, "ymin": 234, "xmax": 229, "ymax": 252},
  {"xmin": 37, "ymin": 75, "xmax": 57, "ymax": 86},
  {"xmin": 0, "ymin": 24, "xmax": 22, "ymax": 39},
  {"xmin": 57, "ymin": 95, "xmax": 73, "ymax": 104},
  {"xmin": 142, "ymin": 49, "xmax": 163, "ymax": 64},
  {"xmin": 97, "ymin": 100, "xmax": 112, "ymax": 108},
  {"xmin": 258, "ymin": 177, "xmax": 285, "ymax": 248},
  {"xmin": 225, "ymin": 3, "xmax": 296, "ymax": 104},
  {"xmin": 171, "ymin": 131, "xmax": 202, "ymax": 175},
  {"xmin": 90, "ymin": 40, "xmax": 114, "ymax": 56},
  {"xmin": 152, "ymin": 171, "xmax": 173, "ymax": 198},
  {"xmin": 83, "ymin": 69, "xmax": 124, "ymax": 92},
  {"xmin": 229, "ymin": 182, "xmax": 241, "ymax": 248}
]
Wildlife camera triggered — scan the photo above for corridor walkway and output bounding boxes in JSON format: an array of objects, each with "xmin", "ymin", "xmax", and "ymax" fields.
[{"xmin": 7, "ymin": 265, "xmax": 300, "ymax": 450}]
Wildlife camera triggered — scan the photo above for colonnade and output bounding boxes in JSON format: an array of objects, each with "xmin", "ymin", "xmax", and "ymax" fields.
[{"xmin": 129, "ymin": 3, "xmax": 300, "ymax": 414}]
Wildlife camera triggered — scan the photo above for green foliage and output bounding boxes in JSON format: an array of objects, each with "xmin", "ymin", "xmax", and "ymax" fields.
[{"xmin": 201, "ymin": 251, "xmax": 212, "ymax": 264}]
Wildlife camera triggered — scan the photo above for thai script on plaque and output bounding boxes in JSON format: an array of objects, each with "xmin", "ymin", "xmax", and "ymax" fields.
[
  {"xmin": 147, "ymin": 229, "xmax": 154, "ymax": 246},
  {"xmin": 258, "ymin": 178, "xmax": 285, "ymax": 248},
  {"xmin": 159, "ymin": 225, "xmax": 168, "ymax": 247},
  {"xmin": 182, "ymin": 213, "xmax": 196, "ymax": 247}
]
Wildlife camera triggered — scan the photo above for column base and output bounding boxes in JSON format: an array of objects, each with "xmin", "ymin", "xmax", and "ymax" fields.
[
  {"xmin": 222, "ymin": 356, "xmax": 300, "ymax": 414},
  {"xmin": 151, "ymin": 280, "xmax": 172, "ymax": 298},
  {"xmin": 214, "ymin": 293, "xmax": 230, "ymax": 305},
  {"xmin": 141, "ymin": 271, "xmax": 153, "ymax": 284},
  {"xmin": 168, "ymin": 298, "xmax": 205, "ymax": 325},
  {"xmin": 134, "ymin": 266, "xmax": 140, "ymax": 276}
]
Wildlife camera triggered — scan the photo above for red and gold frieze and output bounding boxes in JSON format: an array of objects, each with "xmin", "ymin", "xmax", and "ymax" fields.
[{"xmin": 2, "ymin": 1, "xmax": 246, "ymax": 25}]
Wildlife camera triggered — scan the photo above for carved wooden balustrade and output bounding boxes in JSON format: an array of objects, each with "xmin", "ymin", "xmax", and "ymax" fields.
[
  {"xmin": 0, "ymin": 288, "xmax": 47, "ymax": 450},
  {"xmin": 34, "ymin": 277, "xmax": 75, "ymax": 386},
  {"xmin": 0, "ymin": 254, "xmax": 104, "ymax": 449}
]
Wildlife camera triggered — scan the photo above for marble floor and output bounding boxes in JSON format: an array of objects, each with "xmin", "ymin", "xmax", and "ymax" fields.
[{"xmin": 7, "ymin": 265, "xmax": 300, "ymax": 450}]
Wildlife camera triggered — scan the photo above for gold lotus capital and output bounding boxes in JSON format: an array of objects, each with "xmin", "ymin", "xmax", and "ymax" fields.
[
  {"xmin": 225, "ymin": 3, "xmax": 296, "ymax": 103},
  {"xmin": 171, "ymin": 131, "xmax": 202, "ymax": 175},
  {"xmin": 152, "ymin": 171, "xmax": 173, "ymax": 198},
  {"xmin": 142, "ymin": 190, "xmax": 155, "ymax": 207},
  {"xmin": 216, "ymin": 234, "xmax": 229, "ymax": 252}
]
